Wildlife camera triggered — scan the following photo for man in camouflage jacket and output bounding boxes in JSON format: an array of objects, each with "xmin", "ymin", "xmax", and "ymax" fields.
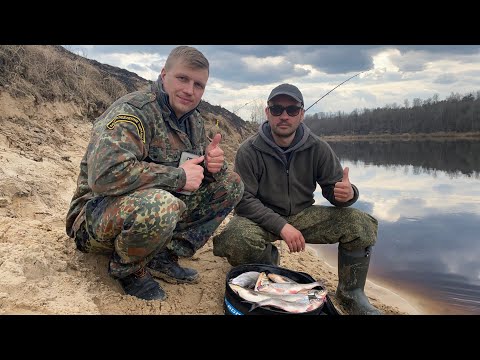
[{"xmin": 66, "ymin": 46, "xmax": 243, "ymax": 301}]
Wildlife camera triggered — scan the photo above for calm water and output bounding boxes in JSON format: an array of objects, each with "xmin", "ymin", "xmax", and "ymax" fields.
[{"xmin": 311, "ymin": 139, "xmax": 480, "ymax": 315}]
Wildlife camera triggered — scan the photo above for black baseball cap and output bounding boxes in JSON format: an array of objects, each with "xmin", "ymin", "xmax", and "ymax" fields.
[{"xmin": 267, "ymin": 83, "xmax": 304, "ymax": 105}]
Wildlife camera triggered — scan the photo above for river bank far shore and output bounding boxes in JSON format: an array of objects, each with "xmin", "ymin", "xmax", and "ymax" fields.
[{"xmin": 320, "ymin": 131, "xmax": 480, "ymax": 141}]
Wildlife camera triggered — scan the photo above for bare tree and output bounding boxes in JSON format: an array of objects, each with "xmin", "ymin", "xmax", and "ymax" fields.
[
  {"xmin": 249, "ymin": 99, "xmax": 265, "ymax": 124},
  {"xmin": 413, "ymin": 98, "xmax": 422, "ymax": 107}
]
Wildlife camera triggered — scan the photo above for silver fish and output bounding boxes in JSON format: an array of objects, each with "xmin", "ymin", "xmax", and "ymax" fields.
[
  {"xmin": 229, "ymin": 283, "xmax": 326, "ymax": 303},
  {"xmin": 255, "ymin": 272, "xmax": 323, "ymax": 294},
  {"xmin": 267, "ymin": 273, "xmax": 297, "ymax": 284},
  {"xmin": 229, "ymin": 271, "xmax": 261, "ymax": 289},
  {"xmin": 250, "ymin": 296, "xmax": 326, "ymax": 313}
]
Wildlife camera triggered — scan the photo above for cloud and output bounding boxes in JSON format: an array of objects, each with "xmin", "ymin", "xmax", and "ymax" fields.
[
  {"xmin": 209, "ymin": 54, "xmax": 311, "ymax": 86},
  {"xmin": 285, "ymin": 45, "xmax": 375, "ymax": 73},
  {"xmin": 67, "ymin": 45, "xmax": 480, "ymax": 119},
  {"xmin": 434, "ymin": 73, "xmax": 458, "ymax": 84}
]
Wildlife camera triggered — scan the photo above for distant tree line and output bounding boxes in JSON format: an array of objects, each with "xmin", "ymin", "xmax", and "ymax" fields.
[
  {"xmin": 304, "ymin": 91, "xmax": 480, "ymax": 135},
  {"xmin": 329, "ymin": 139, "xmax": 480, "ymax": 177}
]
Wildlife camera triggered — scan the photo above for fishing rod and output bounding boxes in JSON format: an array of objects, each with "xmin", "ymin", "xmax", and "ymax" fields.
[
  {"xmin": 232, "ymin": 98, "xmax": 262, "ymax": 114},
  {"xmin": 304, "ymin": 71, "xmax": 365, "ymax": 113}
]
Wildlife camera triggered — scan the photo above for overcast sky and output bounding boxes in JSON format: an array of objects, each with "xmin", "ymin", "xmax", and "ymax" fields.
[{"xmin": 65, "ymin": 45, "xmax": 480, "ymax": 122}]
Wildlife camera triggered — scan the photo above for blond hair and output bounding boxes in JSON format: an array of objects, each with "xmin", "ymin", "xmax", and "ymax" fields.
[{"xmin": 164, "ymin": 46, "xmax": 209, "ymax": 74}]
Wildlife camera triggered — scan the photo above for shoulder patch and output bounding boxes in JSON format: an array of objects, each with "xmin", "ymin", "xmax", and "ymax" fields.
[{"xmin": 106, "ymin": 114, "xmax": 146, "ymax": 143}]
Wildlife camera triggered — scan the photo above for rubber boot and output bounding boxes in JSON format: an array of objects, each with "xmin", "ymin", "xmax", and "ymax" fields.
[
  {"xmin": 336, "ymin": 246, "xmax": 382, "ymax": 315},
  {"xmin": 147, "ymin": 248, "xmax": 199, "ymax": 284},
  {"xmin": 256, "ymin": 243, "xmax": 280, "ymax": 266}
]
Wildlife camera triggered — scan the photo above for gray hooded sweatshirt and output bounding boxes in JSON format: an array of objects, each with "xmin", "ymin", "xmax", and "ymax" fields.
[{"xmin": 234, "ymin": 121, "xmax": 359, "ymax": 236}]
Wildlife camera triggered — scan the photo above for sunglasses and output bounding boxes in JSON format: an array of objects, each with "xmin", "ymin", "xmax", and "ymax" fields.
[{"xmin": 268, "ymin": 104, "xmax": 303, "ymax": 117}]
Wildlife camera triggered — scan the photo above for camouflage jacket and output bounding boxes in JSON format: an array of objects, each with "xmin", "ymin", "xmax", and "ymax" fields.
[{"xmin": 66, "ymin": 78, "xmax": 224, "ymax": 237}]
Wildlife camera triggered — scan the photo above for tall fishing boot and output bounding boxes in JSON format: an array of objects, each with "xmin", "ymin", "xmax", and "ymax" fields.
[
  {"xmin": 256, "ymin": 243, "xmax": 280, "ymax": 266},
  {"xmin": 336, "ymin": 246, "xmax": 382, "ymax": 315},
  {"xmin": 147, "ymin": 248, "xmax": 199, "ymax": 284}
]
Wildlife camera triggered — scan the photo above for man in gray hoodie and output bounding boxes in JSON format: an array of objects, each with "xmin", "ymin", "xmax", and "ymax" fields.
[{"xmin": 213, "ymin": 83, "xmax": 381, "ymax": 315}]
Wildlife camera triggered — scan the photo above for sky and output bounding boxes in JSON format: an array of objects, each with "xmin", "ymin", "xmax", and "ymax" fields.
[{"xmin": 65, "ymin": 45, "xmax": 480, "ymax": 122}]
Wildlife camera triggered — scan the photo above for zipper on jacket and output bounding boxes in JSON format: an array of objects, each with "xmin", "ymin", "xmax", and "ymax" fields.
[{"xmin": 286, "ymin": 167, "xmax": 291, "ymax": 215}]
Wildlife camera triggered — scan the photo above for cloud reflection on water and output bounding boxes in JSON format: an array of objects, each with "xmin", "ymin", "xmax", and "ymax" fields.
[{"xmin": 313, "ymin": 154, "xmax": 480, "ymax": 314}]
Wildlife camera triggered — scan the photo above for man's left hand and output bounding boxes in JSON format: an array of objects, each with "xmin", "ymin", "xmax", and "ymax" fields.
[
  {"xmin": 205, "ymin": 133, "xmax": 224, "ymax": 174},
  {"xmin": 334, "ymin": 167, "xmax": 354, "ymax": 202}
]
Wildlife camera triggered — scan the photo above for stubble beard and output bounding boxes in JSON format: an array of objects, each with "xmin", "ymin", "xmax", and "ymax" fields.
[{"xmin": 273, "ymin": 124, "xmax": 296, "ymax": 138}]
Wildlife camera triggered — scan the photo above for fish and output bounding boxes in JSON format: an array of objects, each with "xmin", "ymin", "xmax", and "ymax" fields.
[
  {"xmin": 229, "ymin": 271, "xmax": 261, "ymax": 289},
  {"xmin": 229, "ymin": 283, "xmax": 326, "ymax": 304},
  {"xmin": 255, "ymin": 272, "xmax": 323, "ymax": 294},
  {"xmin": 267, "ymin": 273, "xmax": 297, "ymax": 284},
  {"xmin": 249, "ymin": 295, "xmax": 326, "ymax": 313},
  {"xmin": 229, "ymin": 283, "xmax": 275, "ymax": 303}
]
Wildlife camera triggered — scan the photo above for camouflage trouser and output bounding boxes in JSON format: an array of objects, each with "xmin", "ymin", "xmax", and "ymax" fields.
[
  {"xmin": 212, "ymin": 205, "xmax": 378, "ymax": 266},
  {"xmin": 76, "ymin": 170, "xmax": 243, "ymax": 278}
]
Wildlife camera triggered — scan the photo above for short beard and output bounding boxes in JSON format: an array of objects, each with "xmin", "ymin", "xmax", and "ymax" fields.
[{"xmin": 272, "ymin": 126, "xmax": 296, "ymax": 138}]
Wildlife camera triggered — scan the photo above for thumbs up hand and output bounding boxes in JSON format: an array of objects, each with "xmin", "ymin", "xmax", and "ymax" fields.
[
  {"xmin": 334, "ymin": 167, "xmax": 354, "ymax": 202},
  {"xmin": 205, "ymin": 133, "xmax": 224, "ymax": 174}
]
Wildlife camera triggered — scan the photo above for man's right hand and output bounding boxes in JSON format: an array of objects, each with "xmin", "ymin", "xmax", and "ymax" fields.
[
  {"xmin": 179, "ymin": 156, "xmax": 205, "ymax": 192},
  {"xmin": 280, "ymin": 223, "xmax": 306, "ymax": 253}
]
